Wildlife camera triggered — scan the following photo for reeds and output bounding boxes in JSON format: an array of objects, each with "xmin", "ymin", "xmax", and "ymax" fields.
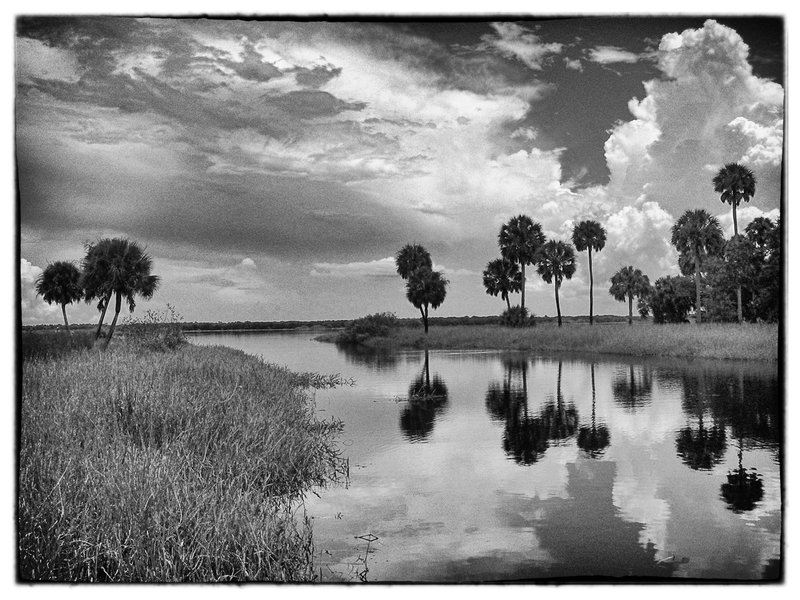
[
  {"xmin": 342, "ymin": 322, "xmax": 778, "ymax": 361},
  {"xmin": 19, "ymin": 341, "xmax": 346, "ymax": 582}
]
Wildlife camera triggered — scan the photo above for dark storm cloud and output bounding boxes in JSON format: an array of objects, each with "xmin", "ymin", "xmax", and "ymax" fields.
[
  {"xmin": 221, "ymin": 41, "xmax": 282, "ymax": 82},
  {"xmin": 294, "ymin": 64, "xmax": 343, "ymax": 88},
  {"xmin": 265, "ymin": 90, "xmax": 367, "ymax": 118}
]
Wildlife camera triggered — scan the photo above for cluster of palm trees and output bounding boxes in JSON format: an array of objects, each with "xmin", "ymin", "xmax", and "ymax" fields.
[
  {"xmin": 479, "ymin": 161, "xmax": 774, "ymax": 326},
  {"xmin": 482, "ymin": 215, "xmax": 599, "ymax": 327},
  {"xmin": 34, "ymin": 238, "xmax": 159, "ymax": 347}
]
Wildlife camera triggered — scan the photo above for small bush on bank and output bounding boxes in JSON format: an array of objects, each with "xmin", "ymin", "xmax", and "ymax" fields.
[
  {"xmin": 336, "ymin": 312, "xmax": 399, "ymax": 344},
  {"xmin": 500, "ymin": 306, "xmax": 535, "ymax": 328},
  {"xmin": 123, "ymin": 304, "xmax": 186, "ymax": 351}
]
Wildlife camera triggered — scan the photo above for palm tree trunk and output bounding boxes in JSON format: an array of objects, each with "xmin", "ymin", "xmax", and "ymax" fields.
[
  {"xmin": 588, "ymin": 247, "xmax": 594, "ymax": 325},
  {"xmin": 554, "ymin": 281, "xmax": 562, "ymax": 327},
  {"xmin": 104, "ymin": 292, "xmax": 122, "ymax": 349},
  {"xmin": 61, "ymin": 303, "xmax": 71, "ymax": 335},
  {"xmin": 694, "ymin": 254, "xmax": 702, "ymax": 325},
  {"xmin": 521, "ymin": 264, "xmax": 526, "ymax": 309},
  {"xmin": 736, "ymin": 286, "xmax": 743, "ymax": 324},
  {"xmin": 732, "ymin": 203, "xmax": 739, "ymax": 237},
  {"xmin": 627, "ymin": 295, "xmax": 633, "ymax": 325},
  {"xmin": 95, "ymin": 292, "xmax": 112, "ymax": 339},
  {"xmin": 505, "ymin": 294, "xmax": 511, "ymax": 311},
  {"xmin": 421, "ymin": 305, "xmax": 429, "ymax": 334}
]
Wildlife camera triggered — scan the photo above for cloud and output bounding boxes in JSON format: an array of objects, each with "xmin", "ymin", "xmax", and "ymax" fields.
[
  {"xmin": 586, "ymin": 45, "xmax": 645, "ymax": 65},
  {"xmin": 310, "ymin": 257, "xmax": 397, "ymax": 278},
  {"xmin": 563, "ymin": 57, "xmax": 583, "ymax": 71},
  {"xmin": 483, "ymin": 22, "xmax": 564, "ymax": 70},
  {"xmin": 601, "ymin": 19, "xmax": 783, "ymax": 218},
  {"xmin": 715, "ymin": 206, "xmax": 780, "ymax": 238}
]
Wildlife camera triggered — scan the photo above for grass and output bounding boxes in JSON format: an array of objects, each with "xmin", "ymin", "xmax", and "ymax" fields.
[
  {"xmin": 319, "ymin": 321, "xmax": 779, "ymax": 362},
  {"xmin": 19, "ymin": 334, "xmax": 348, "ymax": 582}
]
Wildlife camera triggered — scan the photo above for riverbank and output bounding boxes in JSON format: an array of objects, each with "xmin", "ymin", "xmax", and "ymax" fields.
[
  {"xmin": 316, "ymin": 322, "xmax": 779, "ymax": 362},
  {"xmin": 19, "ymin": 333, "xmax": 347, "ymax": 582}
]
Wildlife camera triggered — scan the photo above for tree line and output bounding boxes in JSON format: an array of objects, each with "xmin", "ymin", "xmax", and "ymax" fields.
[
  {"xmin": 394, "ymin": 162, "xmax": 780, "ymax": 330},
  {"xmin": 34, "ymin": 238, "xmax": 159, "ymax": 347}
]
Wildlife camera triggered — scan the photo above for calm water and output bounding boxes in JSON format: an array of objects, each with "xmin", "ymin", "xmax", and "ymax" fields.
[{"xmin": 189, "ymin": 330, "xmax": 782, "ymax": 582}]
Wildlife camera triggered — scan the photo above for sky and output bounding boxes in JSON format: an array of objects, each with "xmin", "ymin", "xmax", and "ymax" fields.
[{"xmin": 16, "ymin": 14, "xmax": 785, "ymax": 324}]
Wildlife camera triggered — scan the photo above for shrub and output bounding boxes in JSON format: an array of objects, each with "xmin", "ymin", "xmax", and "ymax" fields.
[
  {"xmin": 122, "ymin": 304, "xmax": 186, "ymax": 351},
  {"xmin": 500, "ymin": 306, "xmax": 535, "ymax": 328},
  {"xmin": 650, "ymin": 276, "xmax": 695, "ymax": 324},
  {"xmin": 336, "ymin": 312, "xmax": 399, "ymax": 344}
]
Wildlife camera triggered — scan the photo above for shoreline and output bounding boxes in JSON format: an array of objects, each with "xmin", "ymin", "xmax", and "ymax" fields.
[{"xmin": 316, "ymin": 322, "xmax": 779, "ymax": 362}]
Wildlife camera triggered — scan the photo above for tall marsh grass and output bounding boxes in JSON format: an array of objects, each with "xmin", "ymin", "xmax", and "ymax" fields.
[
  {"xmin": 347, "ymin": 322, "xmax": 778, "ymax": 361},
  {"xmin": 19, "ymin": 341, "xmax": 347, "ymax": 582}
]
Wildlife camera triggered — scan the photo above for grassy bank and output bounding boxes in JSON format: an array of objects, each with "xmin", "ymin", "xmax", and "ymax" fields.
[
  {"xmin": 19, "ymin": 334, "xmax": 347, "ymax": 582},
  {"xmin": 319, "ymin": 322, "xmax": 779, "ymax": 362}
]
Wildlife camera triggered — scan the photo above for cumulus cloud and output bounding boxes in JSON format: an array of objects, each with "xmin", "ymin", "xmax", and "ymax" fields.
[
  {"xmin": 20, "ymin": 258, "xmax": 59, "ymax": 322},
  {"xmin": 602, "ymin": 19, "xmax": 783, "ymax": 219}
]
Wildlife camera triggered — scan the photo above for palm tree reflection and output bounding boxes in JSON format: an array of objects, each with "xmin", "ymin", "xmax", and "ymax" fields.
[
  {"xmin": 400, "ymin": 349, "xmax": 448, "ymax": 442},
  {"xmin": 675, "ymin": 373, "xmax": 726, "ymax": 471},
  {"xmin": 720, "ymin": 373, "xmax": 765, "ymax": 512},
  {"xmin": 540, "ymin": 361, "xmax": 579, "ymax": 443},
  {"xmin": 612, "ymin": 364, "xmax": 652, "ymax": 411},
  {"xmin": 577, "ymin": 363, "xmax": 610, "ymax": 458},
  {"xmin": 486, "ymin": 358, "xmax": 579, "ymax": 465}
]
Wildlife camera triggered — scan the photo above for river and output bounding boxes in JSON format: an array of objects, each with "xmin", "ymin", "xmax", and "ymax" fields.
[{"xmin": 189, "ymin": 330, "xmax": 782, "ymax": 583}]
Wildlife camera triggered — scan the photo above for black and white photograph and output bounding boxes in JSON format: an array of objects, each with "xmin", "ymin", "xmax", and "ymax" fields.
[{"xmin": 14, "ymin": 6, "xmax": 786, "ymax": 585}]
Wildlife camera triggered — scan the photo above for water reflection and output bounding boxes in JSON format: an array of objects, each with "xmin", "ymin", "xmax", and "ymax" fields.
[
  {"xmin": 400, "ymin": 349, "xmax": 449, "ymax": 442},
  {"xmin": 612, "ymin": 364, "xmax": 653, "ymax": 411},
  {"xmin": 577, "ymin": 364, "xmax": 610, "ymax": 458},
  {"xmin": 719, "ymin": 373, "xmax": 766, "ymax": 513},
  {"xmin": 675, "ymin": 372, "xmax": 727, "ymax": 471},
  {"xmin": 486, "ymin": 359, "xmax": 580, "ymax": 465},
  {"xmin": 540, "ymin": 361, "xmax": 580, "ymax": 443},
  {"xmin": 338, "ymin": 343, "xmax": 399, "ymax": 370}
]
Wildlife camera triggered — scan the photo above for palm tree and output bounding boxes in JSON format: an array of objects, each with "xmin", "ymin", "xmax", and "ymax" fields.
[
  {"xmin": 609, "ymin": 266, "xmax": 651, "ymax": 325},
  {"xmin": 81, "ymin": 238, "xmax": 159, "ymax": 348},
  {"xmin": 82, "ymin": 239, "xmax": 115, "ymax": 339},
  {"xmin": 713, "ymin": 163, "xmax": 756, "ymax": 238},
  {"xmin": 34, "ymin": 261, "xmax": 83, "ymax": 335},
  {"xmin": 395, "ymin": 243, "xmax": 432, "ymax": 280},
  {"xmin": 405, "ymin": 266, "xmax": 448, "ymax": 334},
  {"xmin": 536, "ymin": 240, "xmax": 576, "ymax": 327},
  {"xmin": 499, "ymin": 215, "xmax": 546, "ymax": 310},
  {"xmin": 713, "ymin": 163, "xmax": 756, "ymax": 324},
  {"xmin": 671, "ymin": 209, "xmax": 724, "ymax": 324},
  {"xmin": 482, "ymin": 258, "xmax": 522, "ymax": 310},
  {"xmin": 572, "ymin": 220, "xmax": 607, "ymax": 325}
]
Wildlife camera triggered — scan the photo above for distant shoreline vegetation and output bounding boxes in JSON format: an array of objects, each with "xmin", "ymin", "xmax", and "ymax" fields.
[
  {"xmin": 317, "ymin": 316, "xmax": 778, "ymax": 362},
  {"xmin": 22, "ymin": 313, "xmax": 642, "ymax": 333}
]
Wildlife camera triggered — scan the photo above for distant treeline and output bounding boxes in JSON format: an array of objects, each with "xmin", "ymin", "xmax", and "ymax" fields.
[{"xmin": 23, "ymin": 314, "xmax": 636, "ymax": 334}]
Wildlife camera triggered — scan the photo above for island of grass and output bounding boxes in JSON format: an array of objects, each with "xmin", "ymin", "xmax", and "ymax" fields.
[
  {"xmin": 317, "ymin": 313, "xmax": 779, "ymax": 362},
  {"xmin": 19, "ymin": 330, "xmax": 347, "ymax": 582}
]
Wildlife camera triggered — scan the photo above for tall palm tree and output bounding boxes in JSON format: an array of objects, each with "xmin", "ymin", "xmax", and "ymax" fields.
[
  {"xmin": 395, "ymin": 243, "xmax": 432, "ymax": 280},
  {"xmin": 536, "ymin": 240, "xmax": 576, "ymax": 327},
  {"xmin": 405, "ymin": 266, "xmax": 448, "ymax": 334},
  {"xmin": 713, "ymin": 163, "xmax": 756, "ymax": 238},
  {"xmin": 609, "ymin": 266, "xmax": 651, "ymax": 325},
  {"xmin": 482, "ymin": 258, "xmax": 522, "ymax": 310},
  {"xmin": 713, "ymin": 162, "xmax": 756, "ymax": 325},
  {"xmin": 82, "ymin": 238, "xmax": 159, "ymax": 348},
  {"xmin": 671, "ymin": 209, "xmax": 724, "ymax": 324},
  {"xmin": 572, "ymin": 220, "xmax": 606, "ymax": 325},
  {"xmin": 499, "ymin": 215, "xmax": 546, "ymax": 310},
  {"xmin": 34, "ymin": 261, "xmax": 83, "ymax": 335}
]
